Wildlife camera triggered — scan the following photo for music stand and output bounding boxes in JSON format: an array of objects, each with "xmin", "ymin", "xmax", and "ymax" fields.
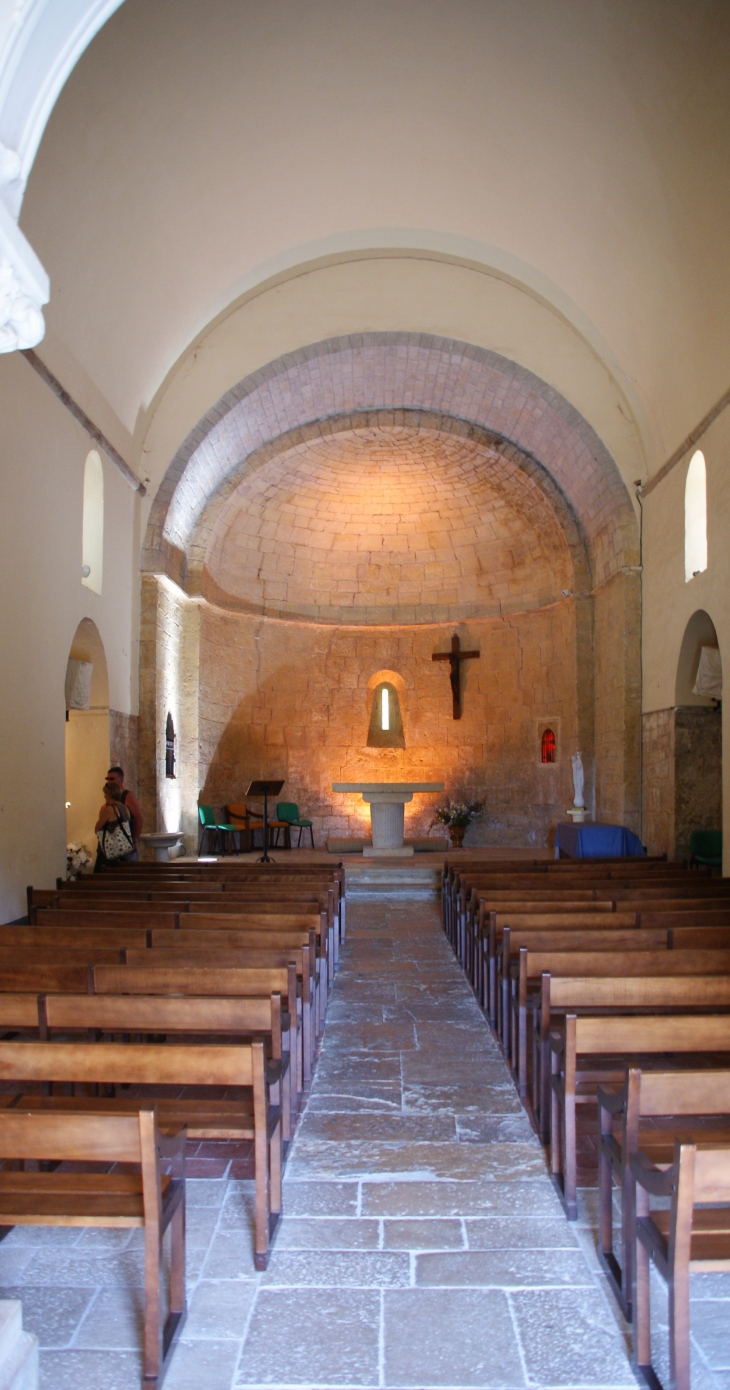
[{"xmin": 245, "ymin": 780, "xmax": 285, "ymax": 863}]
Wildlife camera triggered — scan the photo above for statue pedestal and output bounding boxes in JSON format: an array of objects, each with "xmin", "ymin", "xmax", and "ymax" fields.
[{"xmin": 332, "ymin": 782, "xmax": 444, "ymax": 856}]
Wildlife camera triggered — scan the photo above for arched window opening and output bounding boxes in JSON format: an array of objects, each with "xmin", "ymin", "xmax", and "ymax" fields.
[
  {"xmin": 82, "ymin": 449, "xmax": 104, "ymax": 594},
  {"xmin": 541, "ymin": 728, "xmax": 556, "ymax": 764},
  {"xmin": 367, "ymin": 681, "xmax": 405, "ymax": 748},
  {"xmin": 685, "ymin": 449, "xmax": 707, "ymax": 582},
  {"xmin": 165, "ymin": 712, "xmax": 176, "ymax": 779}
]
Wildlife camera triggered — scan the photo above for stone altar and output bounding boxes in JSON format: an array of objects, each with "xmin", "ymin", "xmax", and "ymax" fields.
[{"xmin": 332, "ymin": 782, "xmax": 444, "ymax": 857}]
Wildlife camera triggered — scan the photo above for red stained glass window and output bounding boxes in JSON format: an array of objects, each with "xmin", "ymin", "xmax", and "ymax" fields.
[{"xmin": 541, "ymin": 728, "xmax": 556, "ymax": 764}]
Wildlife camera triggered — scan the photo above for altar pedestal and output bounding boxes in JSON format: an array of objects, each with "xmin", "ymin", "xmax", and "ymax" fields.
[{"xmin": 332, "ymin": 783, "xmax": 444, "ymax": 857}]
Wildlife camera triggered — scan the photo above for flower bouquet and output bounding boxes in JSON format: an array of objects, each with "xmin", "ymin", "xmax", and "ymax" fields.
[
  {"xmin": 66, "ymin": 842, "xmax": 93, "ymax": 878},
  {"xmin": 431, "ymin": 800, "xmax": 484, "ymax": 848}
]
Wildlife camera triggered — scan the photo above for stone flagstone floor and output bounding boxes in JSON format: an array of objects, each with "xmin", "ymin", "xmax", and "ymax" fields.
[{"xmin": 1, "ymin": 899, "xmax": 729, "ymax": 1387}]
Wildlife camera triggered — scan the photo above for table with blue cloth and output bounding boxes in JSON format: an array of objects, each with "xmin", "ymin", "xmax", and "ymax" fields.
[{"xmin": 555, "ymin": 822, "xmax": 646, "ymax": 858}]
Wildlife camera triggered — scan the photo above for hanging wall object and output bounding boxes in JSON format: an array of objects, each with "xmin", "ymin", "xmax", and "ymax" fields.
[
  {"xmin": 693, "ymin": 646, "xmax": 722, "ymax": 701},
  {"xmin": 64, "ymin": 658, "xmax": 93, "ymax": 710},
  {"xmin": 165, "ymin": 712, "xmax": 176, "ymax": 778}
]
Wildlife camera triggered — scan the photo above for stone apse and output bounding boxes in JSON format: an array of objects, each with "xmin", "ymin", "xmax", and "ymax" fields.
[{"xmin": 139, "ymin": 334, "xmax": 640, "ymax": 852}]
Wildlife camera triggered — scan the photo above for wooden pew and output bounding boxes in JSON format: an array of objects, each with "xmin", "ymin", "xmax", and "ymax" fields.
[
  {"xmin": 513, "ymin": 948, "xmax": 730, "ymax": 1102},
  {"xmin": 0, "ymin": 924, "xmax": 150, "ymax": 949},
  {"xmin": 631, "ymin": 1139, "xmax": 730, "ymax": 1390},
  {"xmin": 596, "ymin": 1056, "xmax": 730, "ymax": 1316},
  {"xmin": 154, "ymin": 926, "xmax": 319, "ymax": 1069},
  {"xmin": 480, "ymin": 906, "xmax": 730, "ymax": 1015},
  {"xmin": 40, "ymin": 988, "xmax": 294, "ymax": 1142},
  {"xmin": 536, "ymin": 974, "xmax": 730, "ymax": 1208},
  {"xmin": 0, "ymin": 965, "xmax": 92, "ymax": 992},
  {"xmin": 486, "ymin": 910, "xmax": 639, "ymax": 1026},
  {"xmin": 131, "ymin": 937, "xmax": 316, "ymax": 1088},
  {"xmin": 0, "ymin": 1037, "xmax": 280, "ymax": 1269},
  {"xmin": 0, "ymin": 1105, "xmax": 186, "ymax": 1388},
  {"xmin": 495, "ymin": 926, "xmax": 669, "ymax": 1042},
  {"xmin": 92, "ymin": 964, "xmax": 299, "ymax": 1130}
]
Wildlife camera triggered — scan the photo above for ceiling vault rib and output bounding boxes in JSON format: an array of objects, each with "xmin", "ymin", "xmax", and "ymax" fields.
[
  {"xmin": 21, "ymin": 348, "xmax": 146, "ymax": 495},
  {"xmin": 643, "ymin": 381, "xmax": 730, "ymax": 497}
]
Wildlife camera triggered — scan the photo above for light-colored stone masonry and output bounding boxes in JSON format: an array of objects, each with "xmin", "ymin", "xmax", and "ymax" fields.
[
  {"xmin": 190, "ymin": 599, "xmax": 580, "ymax": 849},
  {"xmin": 198, "ymin": 425, "xmax": 575, "ymax": 626},
  {"xmin": 143, "ymin": 334, "xmax": 638, "ymax": 593}
]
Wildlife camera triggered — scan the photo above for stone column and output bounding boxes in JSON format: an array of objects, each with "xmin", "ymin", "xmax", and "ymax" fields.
[{"xmin": 368, "ymin": 799, "xmax": 407, "ymax": 852}]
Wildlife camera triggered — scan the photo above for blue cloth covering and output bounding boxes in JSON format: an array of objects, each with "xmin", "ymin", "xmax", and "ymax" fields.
[{"xmin": 555, "ymin": 822, "xmax": 646, "ymax": 859}]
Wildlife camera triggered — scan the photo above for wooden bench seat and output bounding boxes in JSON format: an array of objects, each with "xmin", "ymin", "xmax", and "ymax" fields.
[
  {"xmin": 632, "ymin": 1139, "xmax": 730, "ymax": 1390},
  {"xmin": 0, "ymin": 1105, "xmax": 185, "ymax": 1387},
  {"xmin": 596, "ymin": 1058, "xmax": 730, "ymax": 1317},
  {"xmin": 91, "ymin": 966, "xmax": 298, "ymax": 1130},
  {"xmin": 0, "ymin": 1038, "xmax": 279, "ymax": 1269},
  {"xmin": 512, "ymin": 948, "xmax": 730, "ymax": 1102},
  {"xmin": 125, "ymin": 941, "xmax": 316, "ymax": 1088},
  {"xmin": 534, "ymin": 974, "xmax": 730, "ymax": 1177},
  {"xmin": 40, "ymin": 989, "xmax": 293, "ymax": 1140}
]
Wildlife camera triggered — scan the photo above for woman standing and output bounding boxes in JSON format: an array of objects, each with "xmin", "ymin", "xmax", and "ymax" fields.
[{"xmin": 94, "ymin": 781, "xmax": 135, "ymax": 872}]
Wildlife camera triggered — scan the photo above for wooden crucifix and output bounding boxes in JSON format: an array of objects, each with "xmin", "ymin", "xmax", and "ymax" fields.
[{"xmin": 432, "ymin": 633, "xmax": 480, "ymax": 720}]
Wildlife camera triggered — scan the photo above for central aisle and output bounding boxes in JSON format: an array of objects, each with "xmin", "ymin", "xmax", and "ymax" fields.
[{"xmin": 235, "ymin": 898, "xmax": 637, "ymax": 1389}]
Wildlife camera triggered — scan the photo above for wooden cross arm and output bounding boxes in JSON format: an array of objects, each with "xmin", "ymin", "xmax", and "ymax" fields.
[{"xmin": 432, "ymin": 650, "xmax": 480, "ymax": 660}]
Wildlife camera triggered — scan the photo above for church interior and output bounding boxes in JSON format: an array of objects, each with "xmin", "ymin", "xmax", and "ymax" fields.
[{"xmin": 0, "ymin": 3, "xmax": 729, "ymax": 1387}]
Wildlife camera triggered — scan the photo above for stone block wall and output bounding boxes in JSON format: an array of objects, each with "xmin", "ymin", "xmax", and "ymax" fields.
[
  {"xmin": 641, "ymin": 709, "xmax": 675, "ymax": 857},
  {"xmin": 109, "ymin": 711, "xmax": 139, "ymax": 794},
  {"xmin": 675, "ymin": 706, "xmax": 722, "ymax": 862},
  {"xmin": 593, "ymin": 570, "xmax": 641, "ymax": 831},
  {"xmin": 195, "ymin": 599, "xmax": 582, "ymax": 848},
  {"xmin": 641, "ymin": 705, "xmax": 722, "ymax": 860}
]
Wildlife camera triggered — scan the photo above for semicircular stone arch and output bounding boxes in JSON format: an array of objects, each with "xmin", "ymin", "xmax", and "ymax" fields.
[
  {"xmin": 142, "ymin": 332, "xmax": 639, "ymax": 593},
  {"xmin": 138, "ymin": 331, "xmax": 641, "ymax": 852}
]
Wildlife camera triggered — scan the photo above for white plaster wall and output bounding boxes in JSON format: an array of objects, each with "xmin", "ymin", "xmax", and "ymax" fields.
[
  {"xmin": 18, "ymin": 0, "xmax": 730, "ymax": 479},
  {"xmin": 0, "ymin": 353, "xmax": 138, "ymax": 921}
]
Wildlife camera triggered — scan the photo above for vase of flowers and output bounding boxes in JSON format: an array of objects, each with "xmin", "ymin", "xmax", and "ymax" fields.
[
  {"xmin": 431, "ymin": 801, "xmax": 484, "ymax": 849},
  {"xmin": 66, "ymin": 842, "xmax": 93, "ymax": 879}
]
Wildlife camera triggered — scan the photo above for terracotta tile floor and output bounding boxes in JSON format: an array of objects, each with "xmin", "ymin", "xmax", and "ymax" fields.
[{"xmin": 2, "ymin": 899, "xmax": 729, "ymax": 1387}]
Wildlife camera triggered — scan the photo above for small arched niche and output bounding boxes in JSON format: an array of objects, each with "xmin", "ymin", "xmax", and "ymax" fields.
[
  {"xmin": 675, "ymin": 609, "xmax": 721, "ymax": 707},
  {"xmin": 64, "ymin": 618, "xmax": 110, "ymax": 857},
  {"xmin": 541, "ymin": 728, "xmax": 556, "ymax": 763},
  {"xmin": 366, "ymin": 670, "xmax": 406, "ymax": 749}
]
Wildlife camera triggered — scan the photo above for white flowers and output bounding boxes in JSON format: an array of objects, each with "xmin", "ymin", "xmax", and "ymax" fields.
[{"xmin": 66, "ymin": 843, "xmax": 93, "ymax": 874}]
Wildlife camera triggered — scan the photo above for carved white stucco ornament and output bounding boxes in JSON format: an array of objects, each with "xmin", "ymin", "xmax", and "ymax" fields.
[
  {"xmin": 0, "ymin": 256, "xmax": 43, "ymax": 348},
  {"xmin": 0, "ymin": 0, "xmax": 125, "ymax": 350}
]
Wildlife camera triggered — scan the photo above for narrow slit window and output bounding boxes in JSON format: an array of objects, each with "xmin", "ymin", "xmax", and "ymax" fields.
[
  {"xmin": 541, "ymin": 728, "xmax": 556, "ymax": 764},
  {"xmin": 685, "ymin": 449, "xmax": 708, "ymax": 581},
  {"xmin": 367, "ymin": 681, "xmax": 405, "ymax": 748},
  {"xmin": 165, "ymin": 712, "xmax": 176, "ymax": 779},
  {"xmin": 81, "ymin": 449, "xmax": 104, "ymax": 594}
]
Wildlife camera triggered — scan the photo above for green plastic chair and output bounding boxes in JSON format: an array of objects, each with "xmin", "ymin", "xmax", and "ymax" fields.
[
  {"xmin": 689, "ymin": 830, "xmax": 723, "ymax": 870},
  {"xmin": 198, "ymin": 804, "xmax": 239, "ymax": 857},
  {"xmin": 276, "ymin": 802, "xmax": 315, "ymax": 849}
]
